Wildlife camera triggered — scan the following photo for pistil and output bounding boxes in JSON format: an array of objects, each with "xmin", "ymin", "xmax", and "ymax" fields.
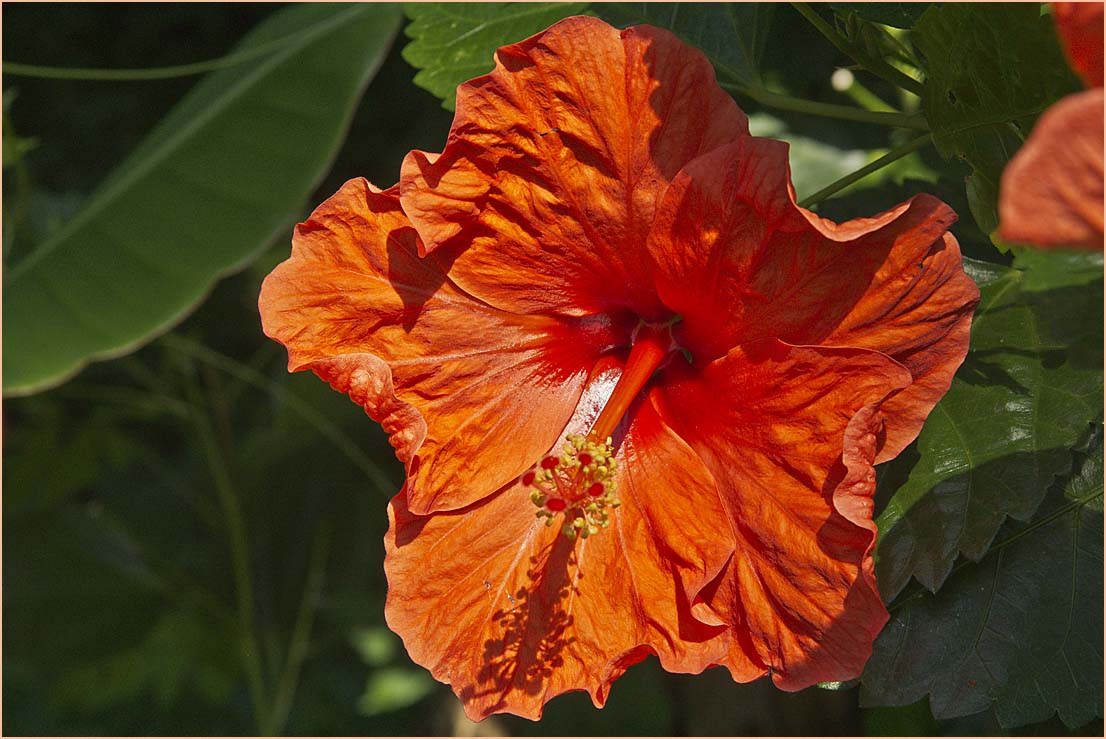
[
  {"xmin": 518, "ymin": 321, "xmax": 677, "ymax": 540},
  {"xmin": 588, "ymin": 322, "xmax": 674, "ymax": 442}
]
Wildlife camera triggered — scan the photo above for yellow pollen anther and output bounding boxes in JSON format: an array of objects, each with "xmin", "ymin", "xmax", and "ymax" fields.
[{"xmin": 519, "ymin": 433, "xmax": 620, "ymax": 540}]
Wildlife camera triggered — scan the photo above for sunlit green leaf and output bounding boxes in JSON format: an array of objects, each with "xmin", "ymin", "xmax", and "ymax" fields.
[
  {"xmin": 2, "ymin": 4, "xmax": 403, "ymax": 396},
  {"xmin": 863, "ymin": 429, "xmax": 1104, "ymax": 729},
  {"xmin": 402, "ymin": 2, "xmax": 589, "ymax": 110},
  {"xmin": 875, "ymin": 252, "xmax": 1103, "ymax": 599}
]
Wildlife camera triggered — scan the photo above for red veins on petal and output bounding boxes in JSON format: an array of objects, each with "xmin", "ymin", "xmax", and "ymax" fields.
[
  {"xmin": 259, "ymin": 178, "xmax": 627, "ymax": 514},
  {"xmin": 385, "ymin": 371, "xmax": 735, "ymax": 721},
  {"xmin": 658, "ymin": 340, "xmax": 911, "ymax": 687},
  {"xmin": 399, "ymin": 15, "xmax": 748, "ymax": 320},
  {"xmin": 259, "ymin": 15, "xmax": 980, "ymax": 721},
  {"xmin": 647, "ymin": 137, "xmax": 978, "ymax": 460}
]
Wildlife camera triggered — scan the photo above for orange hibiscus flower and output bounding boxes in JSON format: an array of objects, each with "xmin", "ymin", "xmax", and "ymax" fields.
[
  {"xmin": 260, "ymin": 16, "xmax": 979, "ymax": 721},
  {"xmin": 998, "ymin": 2, "xmax": 1104, "ymax": 250}
]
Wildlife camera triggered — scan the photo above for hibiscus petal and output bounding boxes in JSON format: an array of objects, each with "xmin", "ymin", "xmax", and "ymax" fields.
[
  {"xmin": 998, "ymin": 87, "xmax": 1105, "ymax": 250},
  {"xmin": 658, "ymin": 339, "xmax": 911, "ymax": 688},
  {"xmin": 259, "ymin": 178, "xmax": 623, "ymax": 513},
  {"xmin": 384, "ymin": 367, "xmax": 735, "ymax": 721},
  {"xmin": 649, "ymin": 136, "xmax": 978, "ymax": 460},
  {"xmin": 1053, "ymin": 1, "xmax": 1104, "ymax": 88},
  {"xmin": 399, "ymin": 15, "xmax": 747, "ymax": 319}
]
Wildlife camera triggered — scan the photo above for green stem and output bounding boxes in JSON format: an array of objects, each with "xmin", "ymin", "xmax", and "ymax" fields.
[
  {"xmin": 839, "ymin": 74, "xmax": 897, "ymax": 113},
  {"xmin": 184, "ymin": 360, "xmax": 273, "ymax": 735},
  {"xmin": 721, "ymin": 82, "xmax": 928, "ymax": 129},
  {"xmin": 799, "ymin": 133, "xmax": 932, "ymax": 208},
  {"xmin": 2, "ymin": 27, "xmax": 306, "ymax": 81},
  {"xmin": 269, "ymin": 519, "xmax": 332, "ymax": 735},
  {"xmin": 791, "ymin": 2, "xmax": 926, "ymax": 97}
]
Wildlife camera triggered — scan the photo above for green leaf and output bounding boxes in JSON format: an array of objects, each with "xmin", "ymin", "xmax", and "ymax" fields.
[
  {"xmin": 2, "ymin": 4, "xmax": 403, "ymax": 396},
  {"xmin": 351, "ymin": 626, "xmax": 401, "ymax": 668},
  {"xmin": 863, "ymin": 430, "xmax": 1104, "ymax": 729},
  {"xmin": 401, "ymin": 2, "xmax": 589, "ymax": 110},
  {"xmin": 748, "ymin": 113, "xmax": 934, "ymax": 201},
  {"xmin": 911, "ymin": 3, "xmax": 1082, "ymax": 240},
  {"xmin": 831, "ymin": 3, "xmax": 931, "ymax": 29},
  {"xmin": 357, "ymin": 667, "xmax": 436, "ymax": 717},
  {"xmin": 875, "ymin": 253, "xmax": 1104, "ymax": 600},
  {"xmin": 1016, "ymin": 249, "xmax": 1106, "ymax": 292},
  {"xmin": 596, "ymin": 2, "xmax": 776, "ymax": 90},
  {"xmin": 55, "ymin": 603, "xmax": 239, "ymax": 710}
]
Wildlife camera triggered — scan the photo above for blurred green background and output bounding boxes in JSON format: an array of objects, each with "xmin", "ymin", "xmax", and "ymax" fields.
[{"xmin": 2, "ymin": 3, "xmax": 1100, "ymax": 735}]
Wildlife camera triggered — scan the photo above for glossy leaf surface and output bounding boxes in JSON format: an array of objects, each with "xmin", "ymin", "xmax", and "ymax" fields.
[
  {"xmin": 3, "ymin": 4, "xmax": 402, "ymax": 395},
  {"xmin": 875, "ymin": 253, "xmax": 1104, "ymax": 599},
  {"xmin": 863, "ymin": 430, "xmax": 1104, "ymax": 729}
]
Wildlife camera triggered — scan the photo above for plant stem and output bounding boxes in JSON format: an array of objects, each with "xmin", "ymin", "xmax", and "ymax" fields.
[
  {"xmin": 721, "ymin": 82, "xmax": 928, "ymax": 129},
  {"xmin": 1, "ymin": 27, "xmax": 305, "ymax": 81},
  {"xmin": 185, "ymin": 360, "xmax": 273, "ymax": 735},
  {"xmin": 798, "ymin": 133, "xmax": 932, "ymax": 208},
  {"xmin": 269, "ymin": 519, "xmax": 332, "ymax": 735},
  {"xmin": 837, "ymin": 72, "xmax": 898, "ymax": 113},
  {"xmin": 791, "ymin": 2, "xmax": 926, "ymax": 97}
]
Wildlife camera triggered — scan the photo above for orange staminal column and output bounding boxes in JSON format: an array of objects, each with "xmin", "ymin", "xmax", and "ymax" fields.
[
  {"xmin": 589, "ymin": 322, "xmax": 674, "ymax": 442},
  {"xmin": 519, "ymin": 321, "xmax": 675, "ymax": 540}
]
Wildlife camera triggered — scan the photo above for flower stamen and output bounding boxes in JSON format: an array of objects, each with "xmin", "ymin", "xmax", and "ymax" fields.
[
  {"xmin": 522, "ymin": 434, "xmax": 619, "ymax": 539},
  {"xmin": 520, "ymin": 322, "xmax": 675, "ymax": 540}
]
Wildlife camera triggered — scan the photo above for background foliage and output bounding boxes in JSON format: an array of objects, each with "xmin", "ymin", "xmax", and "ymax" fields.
[{"xmin": 3, "ymin": 3, "xmax": 1102, "ymax": 735}]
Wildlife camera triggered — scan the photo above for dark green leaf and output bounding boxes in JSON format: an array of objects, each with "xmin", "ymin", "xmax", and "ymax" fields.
[
  {"xmin": 863, "ymin": 430, "xmax": 1104, "ymax": 729},
  {"xmin": 831, "ymin": 3, "xmax": 931, "ymax": 29},
  {"xmin": 875, "ymin": 253, "xmax": 1104, "ymax": 599},
  {"xmin": 1016, "ymin": 249, "xmax": 1106, "ymax": 292},
  {"xmin": 401, "ymin": 2, "xmax": 589, "ymax": 110},
  {"xmin": 912, "ymin": 3, "xmax": 1082, "ymax": 239},
  {"xmin": 596, "ymin": 3, "xmax": 776, "ymax": 89},
  {"xmin": 54, "ymin": 603, "xmax": 239, "ymax": 710},
  {"xmin": 2, "ymin": 4, "xmax": 403, "ymax": 396}
]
